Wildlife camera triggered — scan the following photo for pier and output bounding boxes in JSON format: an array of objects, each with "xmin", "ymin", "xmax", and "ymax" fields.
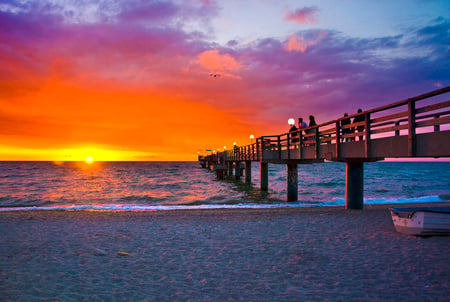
[{"xmin": 199, "ymin": 86, "xmax": 450, "ymax": 209}]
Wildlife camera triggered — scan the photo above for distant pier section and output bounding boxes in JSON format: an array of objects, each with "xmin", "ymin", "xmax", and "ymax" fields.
[{"xmin": 199, "ymin": 86, "xmax": 450, "ymax": 209}]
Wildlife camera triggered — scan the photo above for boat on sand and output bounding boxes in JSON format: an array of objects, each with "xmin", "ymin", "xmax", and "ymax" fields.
[{"xmin": 389, "ymin": 207, "xmax": 450, "ymax": 236}]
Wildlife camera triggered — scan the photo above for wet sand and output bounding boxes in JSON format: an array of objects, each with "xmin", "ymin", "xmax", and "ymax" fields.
[{"xmin": 1, "ymin": 203, "xmax": 450, "ymax": 301}]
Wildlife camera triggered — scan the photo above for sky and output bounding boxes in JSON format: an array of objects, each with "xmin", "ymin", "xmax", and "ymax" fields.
[{"xmin": 1, "ymin": 0, "xmax": 449, "ymax": 161}]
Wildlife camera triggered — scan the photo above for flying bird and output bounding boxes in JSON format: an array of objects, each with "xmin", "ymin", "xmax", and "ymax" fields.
[{"xmin": 209, "ymin": 73, "xmax": 221, "ymax": 78}]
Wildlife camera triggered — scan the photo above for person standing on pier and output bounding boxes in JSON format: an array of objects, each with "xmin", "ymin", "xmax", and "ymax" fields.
[
  {"xmin": 304, "ymin": 115, "xmax": 317, "ymax": 142},
  {"xmin": 353, "ymin": 109, "xmax": 365, "ymax": 141},
  {"xmin": 289, "ymin": 123, "xmax": 299, "ymax": 144},
  {"xmin": 308, "ymin": 115, "xmax": 317, "ymax": 128},
  {"xmin": 298, "ymin": 117, "xmax": 308, "ymax": 129},
  {"xmin": 298, "ymin": 117, "xmax": 308, "ymax": 145}
]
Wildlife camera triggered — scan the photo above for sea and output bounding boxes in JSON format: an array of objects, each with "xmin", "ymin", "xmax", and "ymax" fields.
[{"xmin": 0, "ymin": 161, "xmax": 448, "ymax": 212}]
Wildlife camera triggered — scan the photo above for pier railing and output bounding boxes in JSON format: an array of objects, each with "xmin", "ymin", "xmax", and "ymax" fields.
[
  {"xmin": 217, "ymin": 86, "xmax": 450, "ymax": 162},
  {"xmin": 199, "ymin": 86, "xmax": 450, "ymax": 208}
]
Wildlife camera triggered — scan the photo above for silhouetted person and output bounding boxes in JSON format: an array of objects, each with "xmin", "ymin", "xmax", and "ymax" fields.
[
  {"xmin": 289, "ymin": 124, "xmax": 299, "ymax": 144},
  {"xmin": 298, "ymin": 117, "xmax": 308, "ymax": 129},
  {"xmin": 341, "ymin": 113, "xmax": 351, "ymax": 142},
  {"xmin": 353, "ymin": 108, "xmax": 365, "ymax": 141},
  {"xmin": 305, "ymin": 115, "xmax": 317, "ymax": 142},
  {"xmin": 308, "ymin": 115, "xmax": 317, "ymax": 127},
  {"xmin": 297, "ymin": 117, "xmax": 308, "ymax": 146}
]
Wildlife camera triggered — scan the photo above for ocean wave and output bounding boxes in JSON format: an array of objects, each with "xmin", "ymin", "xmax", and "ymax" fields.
[
  {"xmin": 1, "ymin": 162, "xmax": 448, "ymax": 211},
  {"xmin": 0, "ymin": 203, "xmax": 314, "ymax": 212},
  {"xmin": 365, "ymin": 195, "xmax": 443, "ymax": 204},
  {"xmin": 0, "ymin": 195, "xmax": 446, "ymax": 212}
]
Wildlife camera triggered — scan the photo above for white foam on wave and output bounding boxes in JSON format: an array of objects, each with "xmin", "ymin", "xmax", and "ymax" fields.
[
  {"xmin": 0, "ymin": 195, "xmax": 446, "ymax": 212},
  {"xmin": 0, "ymin": 202, "xmax": 319, "ymax": 212},
  {"xmin": 328, "ymin": 195, "xmax": 443, "ymax": 206}
]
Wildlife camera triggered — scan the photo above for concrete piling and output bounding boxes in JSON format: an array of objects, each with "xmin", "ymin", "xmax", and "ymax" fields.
[
  {"xmin": 245, "ymin": 161, "xmax": 252, "ymax": 184},
  {"xmin": 260, "ymin": 162, "xmax": 268, "ymax": 191},
  {"xmin": 286, "ymin": 163, "xmax": 298, "ymax": 201},
  {"xmin": 235, "ymin": 162, "xmax": 241, "ymax": 180},
  {"xmin": 345, "ymin": 161, "xmax": 364, "ymax": 209}
]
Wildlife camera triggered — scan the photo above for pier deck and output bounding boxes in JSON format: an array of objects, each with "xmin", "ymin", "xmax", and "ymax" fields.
[{"xmin": 199, "ymin": 86, "xmax": 450, "ymax": 209}]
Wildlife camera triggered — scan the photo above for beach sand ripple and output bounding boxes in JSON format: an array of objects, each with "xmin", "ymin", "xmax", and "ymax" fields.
[{"xmin": 1, "ymin": 206, "xmax": 449, "ymax": 301}]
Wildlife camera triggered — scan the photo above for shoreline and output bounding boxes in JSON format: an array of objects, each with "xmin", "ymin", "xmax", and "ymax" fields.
[
  {"xmin": 1, "ymin": 200, "xmax": 449, "ymax": 216},
  {"xmin": 1, "ymin": 201, "xmax": 450, "ymax": 301}
]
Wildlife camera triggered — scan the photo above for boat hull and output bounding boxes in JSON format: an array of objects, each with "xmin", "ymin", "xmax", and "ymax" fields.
[{"xmin": 389, "ymin": 207, "xmax": 450, "ymax": 236}]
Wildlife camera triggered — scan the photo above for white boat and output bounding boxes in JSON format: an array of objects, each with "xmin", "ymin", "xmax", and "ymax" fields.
[{"xmin": 389, "ymin": 207, "xmax": 450, "ymax": 236}]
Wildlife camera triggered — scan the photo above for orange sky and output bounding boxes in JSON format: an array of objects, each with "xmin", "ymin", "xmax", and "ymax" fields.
[
  {"xmin": 1, "ymin": 1, "xmax": 448, "ymax": 161},
  {"xmin": 1, "ymin": 76, "xmax": 262, "ymax": 161}
]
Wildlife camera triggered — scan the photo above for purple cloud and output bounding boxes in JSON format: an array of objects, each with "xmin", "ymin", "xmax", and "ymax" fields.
[
  {"xmin": 118, "ymin": 1, "xmax": 179, "ymax": 23},
  {"xmin": 284, "ymin": 7, "xmax": 319, "ymax": 24},
  {"xmin": 222, "ymin": 18, "xmax": 450, "ymax": 125},
  {"xmin": 0, "ymin": 0, "xmax": 448, "ymax": 136}
]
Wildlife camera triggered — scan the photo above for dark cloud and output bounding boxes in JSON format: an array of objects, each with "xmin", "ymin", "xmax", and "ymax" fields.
[{"xmin": 118, "ymin": 1, "xmax": 179, "ymax": 23}]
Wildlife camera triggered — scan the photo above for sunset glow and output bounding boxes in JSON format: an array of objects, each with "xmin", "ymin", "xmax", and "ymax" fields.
[{"xmin": 1, "ymin": 1, "xmax": 448, "ymax": 161}]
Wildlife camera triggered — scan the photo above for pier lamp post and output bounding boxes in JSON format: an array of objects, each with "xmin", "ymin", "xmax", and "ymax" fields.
[{"xmin": 250, "ymin": 134, "xmax": 254, "ymax": 144}]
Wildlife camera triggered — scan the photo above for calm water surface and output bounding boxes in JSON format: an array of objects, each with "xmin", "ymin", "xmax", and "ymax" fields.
[{"xmin": 0, "ymin": 161, "xmax": 448, "ymax": 211}]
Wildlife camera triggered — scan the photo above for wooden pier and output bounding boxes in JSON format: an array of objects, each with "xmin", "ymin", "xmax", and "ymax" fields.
[{"xmin": 199, "ymin": 86, "xmax": 450, "ymax": 209}]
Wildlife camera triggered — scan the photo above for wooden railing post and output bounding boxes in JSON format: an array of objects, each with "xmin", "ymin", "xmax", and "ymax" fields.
[
  {"xmin": 251, "ymin": 143, "xmax": 255, "ymax": 160},
  {"xmin": 277, "ymin": 136, "xmax": 281, "ymax": 160},
  {"xmin": 395, "ymin": 121, "xmax": 400, "ymax": 136},
  {"xmin": 408, "ymin": 100, "xmax": 416, "ymax": 156},
  {"xmin": 287, "ymin": 133, "xmax": 291, "ymax": 160},
  {"xmin": 315, "ymin": 127, "xmax": 320, "ymax": 159},
  {"xmin": 434, "ymin": 114, "xmax": 440, "ymax": 132},
  {"xmin": 298, "ymin": 131, "xmax": 303, "ymax": 159},
  {"xmin": 365, "ymin": 113, "xmax": 371, "ymax": 158},
  {"xmin": 257, "ymin": 137, "xmax": 261, "ymax": 161},
  {"xmin": 335, "ymin": 121, "xmax": 341, "ymax": 159}
]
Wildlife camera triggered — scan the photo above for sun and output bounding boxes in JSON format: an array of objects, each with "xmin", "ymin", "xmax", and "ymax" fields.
[{"xmin": 85, "ymin": 156, "xmax": 94, "ymax": 164}]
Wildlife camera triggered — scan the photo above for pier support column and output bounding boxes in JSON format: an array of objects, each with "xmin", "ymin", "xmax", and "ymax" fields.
[
  {"xmin": 286, "ymin": 163, "xmax": 298, "ymax": 202},
  {"xmin": 227, "ymin": 162, "xmax": 233, "ymax": 176},
  {"xmin": 216, "ymin": 168, "xmax": 224, "ymax": 180},
  {"xmin": 260, "ymin": 162, "xmax": 268, "ymax": 191},
  {"xmin": 346, "ymin": 161, "xmax": 364, "ymax": 209},
  {"xmin": 235, "ymin": 162, "xmax": 241, "ymax": 180},
  {"xmin": 245, "ymin": 161, "xmax": 252, "ymax": 184}
]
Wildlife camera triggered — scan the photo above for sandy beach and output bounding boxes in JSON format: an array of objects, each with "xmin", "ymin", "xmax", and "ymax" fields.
[{"xmin": 1, "ymin": 204, "xmax": 450, "ymax": 301}]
